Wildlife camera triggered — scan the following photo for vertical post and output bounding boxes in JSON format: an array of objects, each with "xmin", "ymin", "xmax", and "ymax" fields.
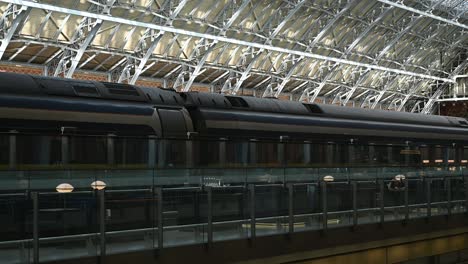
[
  {"xmin": 404, "ymin": 179, "xmax": 409, "ymax": 222},
  {"xmin": 61, "ymin": 135, "xmax": 69, "ymax": 165},
  {"xmin": 304, "ymin": 142, "xmax": 311, "ymax": 164},
  {"xmin": 321, "ymin": 181, "xmax": 327, "ymax": 231},
  {"xmin": 380, "ymin": 180, "xmax": 385, "ymax": 224},
  {"xmin": 156, "ymin": 187, "xmax": 163, "ymax": 250},
  {"xmin": 9, "ymin": 130, "xmax": 17, "ymax": 169},
  {"xmin": 465, "ymin": 176, "xmax": 468, "ymax": 214},
  {"xmin": 207, "ymin": 186, "xmax": 213, "ymax": 245},
  {"xmin": 32, "ymin": 192, "xmax": 39, "ymax": 264},
  {"xmin": 249, "ymin": 184, "xmax": 255, "ymax": 239},
  {"xmin": 288, "ymin": 184, "xmax": 294, "ymax": 234},
  {"xmin": 148, "ymin": 136, "xmax": 156, "ymax": 168},
  {"xmin": 99, "ymin": 190, "xmax": 106, "ymax": 260},
  {"xmin": 446, "ymin": 178, "xmax": 451, "ymax": 215},
  {"xmin": 426, "ymin": 179, "xmax": 432, "ymax": 218},
  {"xmin": 106, "ymin": 134, "xmax": 115, "ymax": 166},
  {"xmin": 352, "ymin": 181, "xmax": 357, "ymax": 227},
  {"xmin": 219, "ymin": 138, "xmax": 226, "ymax": 167}
]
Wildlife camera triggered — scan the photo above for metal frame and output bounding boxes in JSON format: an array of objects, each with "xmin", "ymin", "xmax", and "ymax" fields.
[{"xmin": 0, "ymin": 0, "xmax": 467, "ymax": 112}]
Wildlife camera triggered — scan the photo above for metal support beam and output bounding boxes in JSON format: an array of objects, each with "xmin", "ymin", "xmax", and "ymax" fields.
[
  {"xmin": 377, "ymin": 0, "xmax": 468, "ymax": 30},
  {"xmin": 0, "ymin": 4, "xmax": 30, "ymax": 60}
]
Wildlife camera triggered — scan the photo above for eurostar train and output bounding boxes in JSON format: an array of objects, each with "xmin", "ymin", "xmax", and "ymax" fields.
[{"xmin": 0, "ymin": 72, "xmax": 467, "ymax": 170}]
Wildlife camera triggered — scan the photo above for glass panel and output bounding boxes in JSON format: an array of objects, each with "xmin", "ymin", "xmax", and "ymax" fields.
[
  {"xmin": 356, "ymin": 181, "xmax": 379, "ymax": 225},
  {"xmin": 407, "ymin": 179, "xmax": 426, "ymax": 219},
  {"xmin": 254, "ymin": 186, "xmax": 288, "ymax": 237},
  {"xmin": 383, "ymin": 179, "xmax": 405, "ymax": 222},
  {"xmin": 162, "ymin": 189, "xmax": 205, "ymax": 247},
  {"xmin": 105, "ymin": 189, "xmax": 154, "ymax": 255},
  {"xmin": 327, "ymin": 182, "xmax": 352, "ymax": 228},
  {"xmin": 37, "ymin": 191, "xmax": 98, "ymax": 263},
  {"xmin": 246, "ymin": 168, "xmax": 284, "ymax": 184},
  {"xmin": 430, "ymin": 178, "xmax": 447, "ymax": 216},
  {"xmin": 450, "ymin": 177, "xmax": 465, "ymax": 214},
  {"xmin": 212, "ymin": 188, "xmax": 249, "ymax": 242},
  {"xmin": 0, "ymin": 134, "xmax": 8, "ymax": 168},
  {"xmin": 292, "ymin": 184, "xmax": 321, "ymax": 231}
]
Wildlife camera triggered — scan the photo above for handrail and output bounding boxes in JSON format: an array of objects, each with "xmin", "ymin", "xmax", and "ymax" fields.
[{"xmin": 0, "ymin": 200, "xmax": 464, "ymax": 247}]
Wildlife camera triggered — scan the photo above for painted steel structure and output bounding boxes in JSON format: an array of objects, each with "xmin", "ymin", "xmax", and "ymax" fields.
[{"xmin": 0, "ymin": 0, "xmax": 467, "ymax": 113}]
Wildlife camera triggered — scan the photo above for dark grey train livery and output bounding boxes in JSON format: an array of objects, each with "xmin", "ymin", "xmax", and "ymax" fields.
[
  {"xmin": 0, "ymin": 72, "xmax": 467, "ymax": 140},
  {"xmin": 0, "ymin": 71, "xmax": 467, "ymax": 169}
]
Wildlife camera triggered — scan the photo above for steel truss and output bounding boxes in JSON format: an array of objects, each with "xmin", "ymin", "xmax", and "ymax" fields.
[{"xmin": 0, "ymin": 0, "xmax": 467, "ymax": 113}]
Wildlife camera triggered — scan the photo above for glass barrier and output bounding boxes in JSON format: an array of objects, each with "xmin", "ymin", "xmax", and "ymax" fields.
[
  {"xmin": 162, "ymin": 188, "xmax": 206, "ymax": 247},
  {"xmin": 254, "ymin": 185, "xmax": 288, "ymax": 237},
  {"xmin": 0, "ymin": 163, "xmax": 466, "ymax": 261},
  {"xmin": 292, "ymin": 183, "xmax": 321, "ymax": 232},
  {"xmin": 356, "ymin": 181, "xmax": 380, "ymax": 225},
  {"xmin": 326, "ymin": 182, "xmax": 353, "ymax": 228},
  {"xmin": 211, "ymin": 187, "xmax": 249, "ymax": 242}
]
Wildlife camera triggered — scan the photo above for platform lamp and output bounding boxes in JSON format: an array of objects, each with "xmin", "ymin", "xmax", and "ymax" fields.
[
  {"xmin": 91, "ymin": 180, "xmax": 107, "ymax": 190},
  {"xmin": 323, "ymin": 175, "xmax": 334, "ymax": 182},
  {"xmin": 56, "ymin": 183, "xmax": 74, "ymax": 193}
]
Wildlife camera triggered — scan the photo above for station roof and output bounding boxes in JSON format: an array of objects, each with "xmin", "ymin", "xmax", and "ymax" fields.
[{"xmin": 0, "ymin": 0, "xmax": 467, "ymax": 113}]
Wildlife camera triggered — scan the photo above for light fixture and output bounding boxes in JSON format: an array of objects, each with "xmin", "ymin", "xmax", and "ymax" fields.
[
  {"xmin": 423, "ymin": 160, "xmax": 430, "ymax": 164},
  {"xmin": 394, "ymin": 175, "xmax": 406, "ymax": 181},
  {"xmin": 448, "ymin": 160, "xmax": 455, "ymax": 163},
  {"xmin": 56, "ymin": 183, "xmax": 74, "ymax": 193},
  {"xmin": 462, "ymin": 160, "xmax": 468, "ymax": 163},
  {"xmin": 91, "ymin": 180, "xmax": 107, "ymax": 190},
  {"xmin": 323, "ymin": 175, "xmax": 334, "ymax": 182},
  {"xmin": 435, "ymin": 159, "xmax": 443, "ymax": 163}
]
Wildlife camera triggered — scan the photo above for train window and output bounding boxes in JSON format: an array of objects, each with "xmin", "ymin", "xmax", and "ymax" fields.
[
  {"xmin": 69, "ymin": 136, "xmax": 107, "ymax": 165},
  {"xmin": 164, "ymin": 140, "xmax": 186, "ymax": 168},
  {"xmin": 256, "ymin": 142, "xmax": 279, "ymax": 167},
  {"xmin": 0, "ymin": 135, "xmax": 8, "ymax": 167},
  {"xmin": 16, "ymin": 135, "xmax": 61, "ymax": 166},
  {"xmin": 286, "ymin": 143, "xmax": 304, "ymax": 166},
  {"xmin": 226, "ymin": 141, "xmax": 247, "ymax": 167},
  {"xmin": 114, "ymin": 138, "xmax": 149, "ymax": 167},
  {"xmin": 195, "ymin": 140, "xmax": 219, "ymax": 167}
]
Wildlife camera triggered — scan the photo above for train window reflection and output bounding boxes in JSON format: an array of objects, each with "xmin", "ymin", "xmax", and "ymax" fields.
[
  {"xmin": 0, "ymin": 135, "xmax": 8, "ymax": 167},
  {"xmin": 195, "ymin": 140, "xmax": 219, "ymax": 167},
  {"xmin": 256, "ymin": 142, "xmax": 279, "ymax": 167},
  {"xmin": 69, "ymin": 136, "xmax": 106, "ymax": 165},
  {"xmin": 17, "ymin": 135, "xmax": 61, "ymax": 167},
  {"xmin": 115, "ymin": 137, "xmax": 148, "ymax": 167}
]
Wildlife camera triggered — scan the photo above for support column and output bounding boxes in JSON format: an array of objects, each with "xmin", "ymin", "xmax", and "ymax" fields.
[
  {"xmin": 9, "ymin": 130, "xmax": 16, "ymax": 169},
  {"xmin": 322, "ymin": 181, "xmax": 327, "ymax": 231},
  {"xmin": 288, "ymin": 184, "xmax": 294, "ymax": 234},
  {"xmin": 148, "ymin": 136, "xmax": 156, "ymax": 168},
  {"xmin": 207, "ymin": 186, "xmax": 213, "ymax": 245},
  {"xmin": 156, "ymin": 187, "xmax": 163, "ymax": 250},
  {"xmin": 32, "ymin": 192, "xmax": 39, "ymax": 264},
  {"xmin": 99, "ymin": 190, "xmax": 106, "ymax": 260},
  {"xmin": 249, "ymin": 184, "xmax": 255, "ymax": 239}
]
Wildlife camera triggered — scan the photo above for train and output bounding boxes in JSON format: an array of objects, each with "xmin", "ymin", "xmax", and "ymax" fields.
[{"xmin": 0, "ymin": 71, "xmax": 467, "ymax": 171}]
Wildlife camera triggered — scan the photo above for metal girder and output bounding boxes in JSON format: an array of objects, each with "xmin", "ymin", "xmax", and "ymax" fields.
[
  {"xmin": 0, "ymin": 4, "xmax": 30, "ymax": 60},
  {"xmin": 48, "ymin": 0, "xmax": 116, "ymax": 78},
  {"xmin": 335, "ymin": 0, "xmax": 448, "ymax": 108},
  {"xmin": 114, "ymin": 0, "xmax": 188, "ymax": 84},
  {"xmin": 377, "ymin": 0, "xmax": 468, "ymax": 30},
  {"xmin": 1, "ymin": 0, "xmax": 455, "ymax": 85},
  {"xmin": 262, "ymin": 0, "xmax": 357, "ymax": 98},
  {"xmin": 176, "ymin": 0, "xmax": 251, "ymax": 92},
  {"xmin": 222, "ymin": 0, "xmax": 306, "ymax": 95}
]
